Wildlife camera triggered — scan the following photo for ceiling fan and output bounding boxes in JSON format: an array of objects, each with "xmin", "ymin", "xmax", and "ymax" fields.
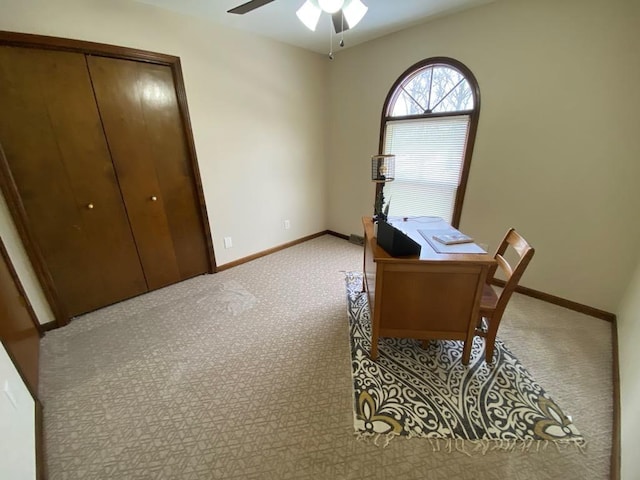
[{"xmin": 227, "ymin": 0, "xmax": 368, "ymax": 34}]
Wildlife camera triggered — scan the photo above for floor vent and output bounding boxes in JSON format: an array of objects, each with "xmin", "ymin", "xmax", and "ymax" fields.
[{"xmin": 348, "ymin": 234, "xmax": 364, "ymax": 246}]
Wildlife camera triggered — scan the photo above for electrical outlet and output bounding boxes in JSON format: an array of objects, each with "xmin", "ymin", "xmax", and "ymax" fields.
[
  {"xmin": 223, "ymin": 237, "xmax": 233, "ymax": 248},
  {"xmin": 284, "ymin": 220, "xmax": 290, "ymax": 230}
]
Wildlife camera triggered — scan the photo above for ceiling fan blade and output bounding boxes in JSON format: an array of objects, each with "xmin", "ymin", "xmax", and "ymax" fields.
[
  {"xmin": 332, "ymin": 11, "xmax": 350, "ymax": 34},
  {"xmin": 227, "ymin": 0, "xmax": 276, "ymax": 15}
]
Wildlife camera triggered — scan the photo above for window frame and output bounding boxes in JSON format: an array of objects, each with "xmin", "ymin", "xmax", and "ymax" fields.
[{"xmin": 377, "ymin": 57, "xmax": 481, "ymax": 228}]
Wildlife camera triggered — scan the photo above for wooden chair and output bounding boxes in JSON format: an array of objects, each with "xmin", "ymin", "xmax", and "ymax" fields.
[{"xmin": 476, "ymin": 228, "xmax": 534, "ymax": 363}]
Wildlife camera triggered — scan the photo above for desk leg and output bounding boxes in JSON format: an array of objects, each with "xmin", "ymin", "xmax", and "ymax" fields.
[
  {"xmin": 462, "ymin": 343, "xmax": 471, "ymax": 365},
  {"xmin": 361, "ymin": 236, "xmax": 366, "ymax": 293},
  {"xmin": 462, "ymin": 329, "xmax": 475, "ymax": 365},
  {"xmin": 370, "ymin": 339, "xmax": 379, "ymax": 360},
  {"xmin": 370, "ymin": 314, "xmax": 380, "ymax": 360}
]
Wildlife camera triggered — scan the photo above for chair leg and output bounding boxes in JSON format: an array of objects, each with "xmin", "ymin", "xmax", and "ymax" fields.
[
  {"xmin": 421, "ymin": 340, "xmax": 429, "ymax": 349},
  {"xmin": 484, "ymin": 319, "xmax": 499, "ymax": 363}
]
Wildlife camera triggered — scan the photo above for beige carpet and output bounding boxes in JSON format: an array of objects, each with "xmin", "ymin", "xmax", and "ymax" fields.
[{"xmin": 39, "ymin": 235, "xmax": 612, "ymax": 479}]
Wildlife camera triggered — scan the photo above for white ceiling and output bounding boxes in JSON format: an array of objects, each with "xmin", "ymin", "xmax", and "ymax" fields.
[{"xmin": 134, "ymin": 0, "xmax": 493, "ymax": 55}]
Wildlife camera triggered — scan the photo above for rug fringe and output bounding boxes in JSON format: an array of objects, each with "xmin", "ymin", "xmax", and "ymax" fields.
[{"xmin": 353, "ymin": 432, "xmax": 587, "ymax": 455}]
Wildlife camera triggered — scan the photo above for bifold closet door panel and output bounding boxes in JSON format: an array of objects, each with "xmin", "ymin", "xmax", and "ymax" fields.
[
  {"xmin": 87, "ymin": 56, "xmax": 209, "ymax": 289},
  {"xmin": 0, "ymin": 47, "xmax": 148, "ymax": 317}
]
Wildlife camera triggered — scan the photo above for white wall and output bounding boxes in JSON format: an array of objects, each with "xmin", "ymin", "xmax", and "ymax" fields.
[
  {"xmin": 0, "ymin": 0, "xmax": 329, "ymax": 324},
  {"xmin": 618, "ymin": 258, "xmax": 640, "ymax": 480},
  {"xmin": 327, "ymin": 0, "xmax": 640, "ymax": 313},
  {"xmin": 0, "ymin": 343, "xmax": 36, "ymax": 480}
]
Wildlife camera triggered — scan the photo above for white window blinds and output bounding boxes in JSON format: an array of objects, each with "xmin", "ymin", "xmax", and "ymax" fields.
[{"xmin": 383, "ymin": 115, "xmax": 470, "ymax": 223}]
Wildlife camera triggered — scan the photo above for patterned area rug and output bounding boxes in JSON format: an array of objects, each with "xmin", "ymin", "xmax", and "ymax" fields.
[{"xmin": 345, "ymin": 272, "xmax": 585, "ymax": 451}]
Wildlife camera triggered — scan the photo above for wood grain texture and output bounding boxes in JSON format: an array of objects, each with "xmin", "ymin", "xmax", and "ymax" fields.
[
  {"xmin": 87, "ymin": 55, "xmax": 209, "ymax": 290},
  {"xmin": 0, "ymin": 237, "xmax": 41, "ymax": 396},
  {"xmin": 477, "ymin": 228, "xmax": 534, "ymax": 362},
  {"xmin": 0, "ymin": 137, "xmax": 68, "ymax": 324},
  {"xmin": 170, "ymin": 58, "xmax": 217, "ymax": 273},
  {"xmin": 0, "ymin": 46, "xmax": 147, "ymax": 317},
  {"xmin": 362, "ymin": 217, "xmax": 493, "ymax": 363},
  {"xmin": 0, "ymin": 31, "xmax": 216, "ymax": 324},
  {"xmin": 0, "ymin": 30, "xmax": 180, "ymax": 66}
]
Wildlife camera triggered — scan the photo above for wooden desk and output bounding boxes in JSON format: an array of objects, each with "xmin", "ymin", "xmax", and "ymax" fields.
[{"xmin": 362, "ymin": 217, "xmax": 496, "ymax": 364}]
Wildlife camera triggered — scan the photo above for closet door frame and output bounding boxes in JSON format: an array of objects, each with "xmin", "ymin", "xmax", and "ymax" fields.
[
  {"xmin": 0, "ymin": 238, "xmax": 44, "ymax": 479},
  {"xmin": 0, "ymin": 30, "xmax": 217, "ymax": 328}
]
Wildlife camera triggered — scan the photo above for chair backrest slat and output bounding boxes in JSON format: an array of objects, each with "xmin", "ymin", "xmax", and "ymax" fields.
[
  {"xmin": 495, "ymin": 254, "xmax": 513, "ymax": 279},
  {"xmin": 507, "ymin": 230, "xmax": 530, "ymax": 257},
  {"xmin": 491, "ymin": 228, "xmax": 535, "ymax": 316},
  {"xmin": 478, "ymin": 228, "xmax": 534, "ymax": 363}
]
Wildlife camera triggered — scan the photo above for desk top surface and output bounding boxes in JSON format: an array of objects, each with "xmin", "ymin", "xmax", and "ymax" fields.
[{"xmin": 362, "ymin": 216, "xmax": 496, "ymax": 265}]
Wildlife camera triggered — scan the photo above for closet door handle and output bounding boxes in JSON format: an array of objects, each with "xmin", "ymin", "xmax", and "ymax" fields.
[
  {"xmin": 150, "ymin": 196, "xmax": 158, "ymax": 202},
  {"xmin": 87, "ymin": 203, "xmax": 95, "ymax": 209}
]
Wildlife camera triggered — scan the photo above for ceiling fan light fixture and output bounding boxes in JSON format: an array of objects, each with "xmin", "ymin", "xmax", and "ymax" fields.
[
  {"xmin": 296, "ymin": 0, "xmax": 322, "ymax": 31},
  {"xmin": 342, "ymin": 0, "xmax": 368, "ymax": 28},
  {"xmin": 318, "ymin": 0, "xmax": 344, "ymax": 14}
]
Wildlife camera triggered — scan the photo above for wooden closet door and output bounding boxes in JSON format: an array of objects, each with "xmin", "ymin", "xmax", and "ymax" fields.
[
  {"xmin": 87, "ymin": 56, "xmax": 210, "ymax": 290},
  {"xmin": 0, "ymin": 47, "xmax": 148, "ymax": 317},
  {"xmin": 0, "ymin": 238, "xmax": 40, "ymax": 395}
]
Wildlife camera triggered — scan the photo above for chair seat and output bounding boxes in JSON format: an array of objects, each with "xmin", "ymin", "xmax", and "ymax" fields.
[{"xmin": 480, "ymin": 283, "xmax": 499, "ymax": 313}]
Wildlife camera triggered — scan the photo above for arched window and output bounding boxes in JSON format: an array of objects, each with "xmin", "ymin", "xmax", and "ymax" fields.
[{"xmin": 379, "ymin": 57, "xmax": 480, "ymax": 228}]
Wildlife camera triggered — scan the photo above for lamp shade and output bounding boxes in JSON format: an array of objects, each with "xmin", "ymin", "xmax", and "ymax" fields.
[
  {"xmin": 343, "ymin": 0, "xmax": 368, "ymax": 28},
  {"xmin": 318, "ymin": 0, "xmax": 344, "ymax": 14},
  {"xmin": 297, "ymin": 0, "xmax": 368, "ymax": 33},
  {"xmin": 296, "ymin": 1, "xmax": 322, "ymax": 31},
  {"xmin": 371, "ymin": 154, "xmax": 395, "ymax": 183}
]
